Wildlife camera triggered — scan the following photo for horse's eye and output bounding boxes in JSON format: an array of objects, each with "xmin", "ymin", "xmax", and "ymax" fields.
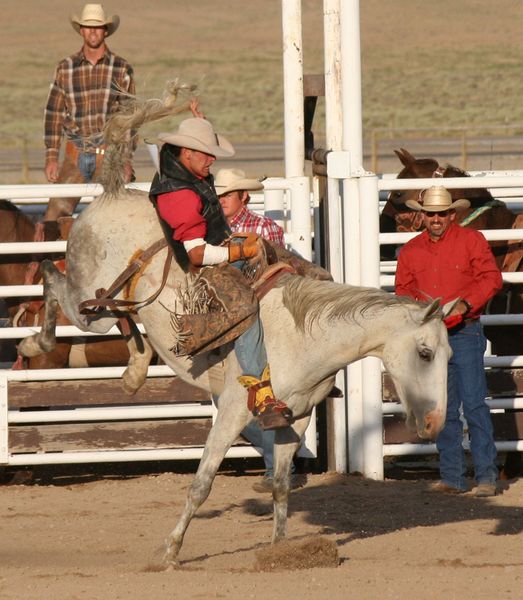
[{"xmin": 418, "ymin": 347, "xmax": 433, "ymax": 362}]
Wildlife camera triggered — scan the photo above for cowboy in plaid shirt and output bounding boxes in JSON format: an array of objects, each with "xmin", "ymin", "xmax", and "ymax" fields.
[
  {"xmin": 43, "ymin": 4, "xmax": 135, "ymax": 223},
  {"xmin": 215, "ymin": 169, "xmax": 285, "ymax": 247}
]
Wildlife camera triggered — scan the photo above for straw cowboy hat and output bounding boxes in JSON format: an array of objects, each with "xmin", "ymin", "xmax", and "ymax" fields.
[
  {"xmin": 214, "ymin": 169, "xmax": 264, "ymax": 195},
  {"xmin": 70, "ymin": 4, "xmax": 120, "ymax": 36},
  {"xmin": 157, "ymin": 118, "xmax": 235, "ymax": 158},
  {"xmin": 406, "ymin": 185, "xmax": 470, "ymax": 212}
]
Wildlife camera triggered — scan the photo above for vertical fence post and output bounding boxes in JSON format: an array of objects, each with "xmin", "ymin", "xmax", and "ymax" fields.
[
  {"xmin": 22, "ymin": 136, "xmax": 30, "ymax": 184},
  {"xmin": 0, "ymin": 373, "xmax": 8, "ymax": 464},
  {"xmin": 371, "ymin": 129, "xmax": 379, "ymax": 174},
  {"xmin": 461, "ymin": 131, "xmax": 468, "ymax": 171},
  {"xmin": 359, "ymin": 173, "xmax": 383, "ymax": 479}
]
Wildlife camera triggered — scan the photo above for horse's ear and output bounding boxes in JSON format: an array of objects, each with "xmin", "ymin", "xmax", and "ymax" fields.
[
  {"xmin": 441, "ymin": 298, "xmax": 461, "ymax": 318},
  {"xmin": 421, "ymin": 298, "xmax": 443, "ymax": 323},
  {"xmin": 394, "ymin": 148, "xmax": 416, "ymax": 167}
]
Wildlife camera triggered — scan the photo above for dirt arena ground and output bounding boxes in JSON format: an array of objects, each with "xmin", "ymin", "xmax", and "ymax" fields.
[{"xmin": 0, "ymin": 469, "xmax": 522, "ymax": 600}]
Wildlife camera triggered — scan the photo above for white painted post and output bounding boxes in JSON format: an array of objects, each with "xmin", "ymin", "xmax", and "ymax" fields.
[
  {"xmin": 323, "ymin": 0, "xmax": 348, "ymax": 473},
  {"xmin": 359, "ymin": 174, "xmax": 384, "ymax": 479},
  {"xmin": 281, "ymin": 1, "xmax": 311, "ymax": 260},
  {"xmin": 281, "ymin": 0, "xmax": 316, "ymax": 453},
  {"xmin": 263, "ymin": 189, "xmax": 286, "ymax": 229},
  {"xmin": 340, "ymin": 0, "xmax": 366, "ymax": 475},
  {"xmin": 288, "ymin": 177, "xmax": 312, "ymax": 260},
  {"xmin": 340, "ymin": 0, "xmax": 364, "ymax": 173},
  {"xmin": 282, "ymin": 0, "xmax": 305, "ymax": 179},
  {"xmin": 0, "ymin": 374, "xmax": 8, "ymax": 464},
  {"xmin": 323, "ymin": 0, "xmax": 344, "ymax": 282}
]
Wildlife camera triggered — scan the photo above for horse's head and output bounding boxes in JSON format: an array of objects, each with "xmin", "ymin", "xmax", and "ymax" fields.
[
  {"xmin": 387, "ymin": 148, "xmax": 495, "ymax": 211},
  {"xmin": 381, "ymin": 298, "xmax": 454, "ymax": 440}
]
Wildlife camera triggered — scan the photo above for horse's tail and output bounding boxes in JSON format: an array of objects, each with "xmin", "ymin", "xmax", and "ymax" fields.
[{"xmin": 100, "ymin": 80, "xmax": 195, "ymax": 195}]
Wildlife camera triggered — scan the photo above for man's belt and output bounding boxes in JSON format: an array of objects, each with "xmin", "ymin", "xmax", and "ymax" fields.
[{"xmin": 66, "ymin": 139, "xmax": 106, "ymax": 156}]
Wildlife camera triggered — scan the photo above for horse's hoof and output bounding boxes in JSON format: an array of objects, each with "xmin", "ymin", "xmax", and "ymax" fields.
[{"xmin": 145, "ymin": 546, "xmax": 179, "ymax": 572}]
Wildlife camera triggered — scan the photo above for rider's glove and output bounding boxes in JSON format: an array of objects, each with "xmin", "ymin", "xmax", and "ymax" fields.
[{"xmin": 228, "ymin": 234, "xmax": 259, "ymax": 262}]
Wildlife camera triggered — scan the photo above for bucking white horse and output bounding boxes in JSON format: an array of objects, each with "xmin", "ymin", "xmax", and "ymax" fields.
[{"xmin": 18, "ymin": 92, "xmax": 453, "ymax": 567}]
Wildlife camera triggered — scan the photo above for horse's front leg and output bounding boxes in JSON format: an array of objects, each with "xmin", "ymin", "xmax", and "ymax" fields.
[
  {"xmin": 18, "ymin": 260, "xmax": 65, "ymax": 357},
  {"xmin": 272, "ymin": 412, "xmax": 311, "ymax": 543},
  {"xmin": 162, "ymin": 389, "xmax": 250, "ymax": 567}
]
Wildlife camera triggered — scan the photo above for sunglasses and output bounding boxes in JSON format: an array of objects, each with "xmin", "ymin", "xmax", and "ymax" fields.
[{"xmin": 422, "ymin": 210, "xmax": 451, "ymax": 217}]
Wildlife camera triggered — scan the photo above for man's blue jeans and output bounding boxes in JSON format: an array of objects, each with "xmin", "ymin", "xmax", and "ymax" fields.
[
  {"xmin": 77, "ymin": 152, "xmax": 97, "ymax": 181},
  {"xmin": 234, "ymin": 317, "xmax": 267, "ymax": 380},
  {"xmin": 436, "ymin": 319, "xmax": 498, "ymax": 490},
  {"xmin": 230, "ymin": 257, "xmax": 267, "ymax": 380}
]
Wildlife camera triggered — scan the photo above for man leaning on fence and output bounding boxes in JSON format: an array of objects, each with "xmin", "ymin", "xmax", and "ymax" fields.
[
  {"xmin": 395, "ymin": 185, "xmax": 502, "ymax": 497},
  {"xmin": 43, "ymin": 3, "xmax": 136, "ymax": 233}
]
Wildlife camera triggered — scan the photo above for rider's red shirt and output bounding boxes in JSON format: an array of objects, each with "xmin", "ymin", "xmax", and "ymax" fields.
[
  {"xmin": 395, "ymin": 223, "xmax": 502, "ymax": 319},
  {"xmin": 156, "ymin": 189, "xmax": 207, "ymax": 242}
]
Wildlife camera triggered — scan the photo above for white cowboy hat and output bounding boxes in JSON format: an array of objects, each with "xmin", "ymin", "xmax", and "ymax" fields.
[
  {"xmin": 70, "ymin": 4, "xmax": 120, "ymax": 36},
  {"xmin": 214, "ymin": 168, "xmax": 264, "ymax": 195},
  {"xmin": 406, "ymin": 185, "xmax": 470, "ymax": 212},
  {"xmin": 157, "ymin": 118, "xmax": 235, "ymax": 158}
]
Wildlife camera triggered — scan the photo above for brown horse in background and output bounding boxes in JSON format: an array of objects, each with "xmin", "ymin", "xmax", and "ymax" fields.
[
  {"xmin": 380, "ymin": 148, "xmax": 523, "ymax": 478},
  {"xmin": 0, "ymin": 199, "xmax": 132, "ymax": 371}
]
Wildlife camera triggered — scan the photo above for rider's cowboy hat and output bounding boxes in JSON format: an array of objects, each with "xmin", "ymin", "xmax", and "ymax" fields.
[
  {"xmin": 214, "ymin": 168, "xmax": 264, "ymax": 195},
  {"xmin": 70, "ymin": 4, "xmax": 120, "ymax": 36},
  {"xmin": 157, "ymin": 118, "xmax": 235, "ymax": 158},
  {"xmin": 406, "ymin": 185, "xmax": 470, "ymax": 212}
]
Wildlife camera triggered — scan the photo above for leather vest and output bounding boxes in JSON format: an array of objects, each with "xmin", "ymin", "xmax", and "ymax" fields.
[{"xmin": 149, "ymin": 145, "xmax": 231, "ymax": 270}]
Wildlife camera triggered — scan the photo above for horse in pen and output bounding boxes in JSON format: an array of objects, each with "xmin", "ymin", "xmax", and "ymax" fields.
[{"xmin": 16, "ymin": 89, "xmax": 457, "ymax": 567}]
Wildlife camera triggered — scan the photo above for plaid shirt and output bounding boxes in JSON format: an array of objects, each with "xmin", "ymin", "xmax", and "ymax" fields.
[
  {"xmin": 44, "ymin": 47, "xmax": 135, "ymax": 164},
  {"xmin": 229, "ymin": 206, "xmax": 285, "ymax": 247}
]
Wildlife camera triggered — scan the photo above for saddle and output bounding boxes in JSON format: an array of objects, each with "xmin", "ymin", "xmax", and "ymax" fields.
[{"xmin": 169, "ymin": 237, "xmax": 298, "ymax": 356}]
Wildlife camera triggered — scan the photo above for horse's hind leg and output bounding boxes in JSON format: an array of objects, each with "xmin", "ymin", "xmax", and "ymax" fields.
[
  {"xmin": 18, "ymin": 260, "xmax": 64, "ymax": 358},
  {"xmin": 272, "ymin": 413, "xmax": 311, "ymax": 544},
  {"xmin": 162, "ymin": 390, "xmax": 249, "ymax": 567}
]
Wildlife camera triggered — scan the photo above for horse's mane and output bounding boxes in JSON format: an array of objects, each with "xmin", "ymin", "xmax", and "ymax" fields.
[
  {"xmin": 0, "ymin": 199, "xmax": 23, "ymax": 214},
  {"xmin": 0, "ymin": 199, "xmax": 34, "ymax": 241},
  {"xmin": 282, "ymin": 276, "xmax": 419, "ymax": 332},
  {"xmin": 100, "ymin": 80, "xmax": 195, "ymax": 195}
]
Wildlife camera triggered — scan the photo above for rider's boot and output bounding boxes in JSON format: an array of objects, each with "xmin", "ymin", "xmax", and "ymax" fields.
[{"xmin": 238, "ymin": 365, "xmax": 293, "ymax": 430}]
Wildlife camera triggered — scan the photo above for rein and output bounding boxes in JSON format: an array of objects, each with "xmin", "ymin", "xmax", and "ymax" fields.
[{"xmin": 79, "ymin": 238, "xmax": 172, "ymax": 316}]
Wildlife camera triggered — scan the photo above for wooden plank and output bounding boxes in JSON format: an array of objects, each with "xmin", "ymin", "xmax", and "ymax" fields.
[
  {"xmin": 492, "ymin": 411, "xmax": 523, "ymax": 439},
  {"xmin": 8, "ymin": 419, "xmax": 214, "ymax": 453},
  {"xmin": 383, "ymin": 412, "xmax": 523, "ymax": 444},
  {"xmin": 383, "ymin": 415, "xmax": 427, "ymax": 445},
  {"xmin": 383, "ymin": 368, "xmax": 523, "ymax": 401},
  {"xmin": 8, "ymin": 377, "xmax": 210, "ymax": 409}
]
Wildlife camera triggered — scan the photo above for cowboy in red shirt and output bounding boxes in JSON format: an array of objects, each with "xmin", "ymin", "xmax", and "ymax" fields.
[
  {"xmin": 149, "ymin": 117, "xmax": 292, "ymax": 430},
  {"xmin": 395, "ymin": 185, "xmax": 502, "ymax": 497}
]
